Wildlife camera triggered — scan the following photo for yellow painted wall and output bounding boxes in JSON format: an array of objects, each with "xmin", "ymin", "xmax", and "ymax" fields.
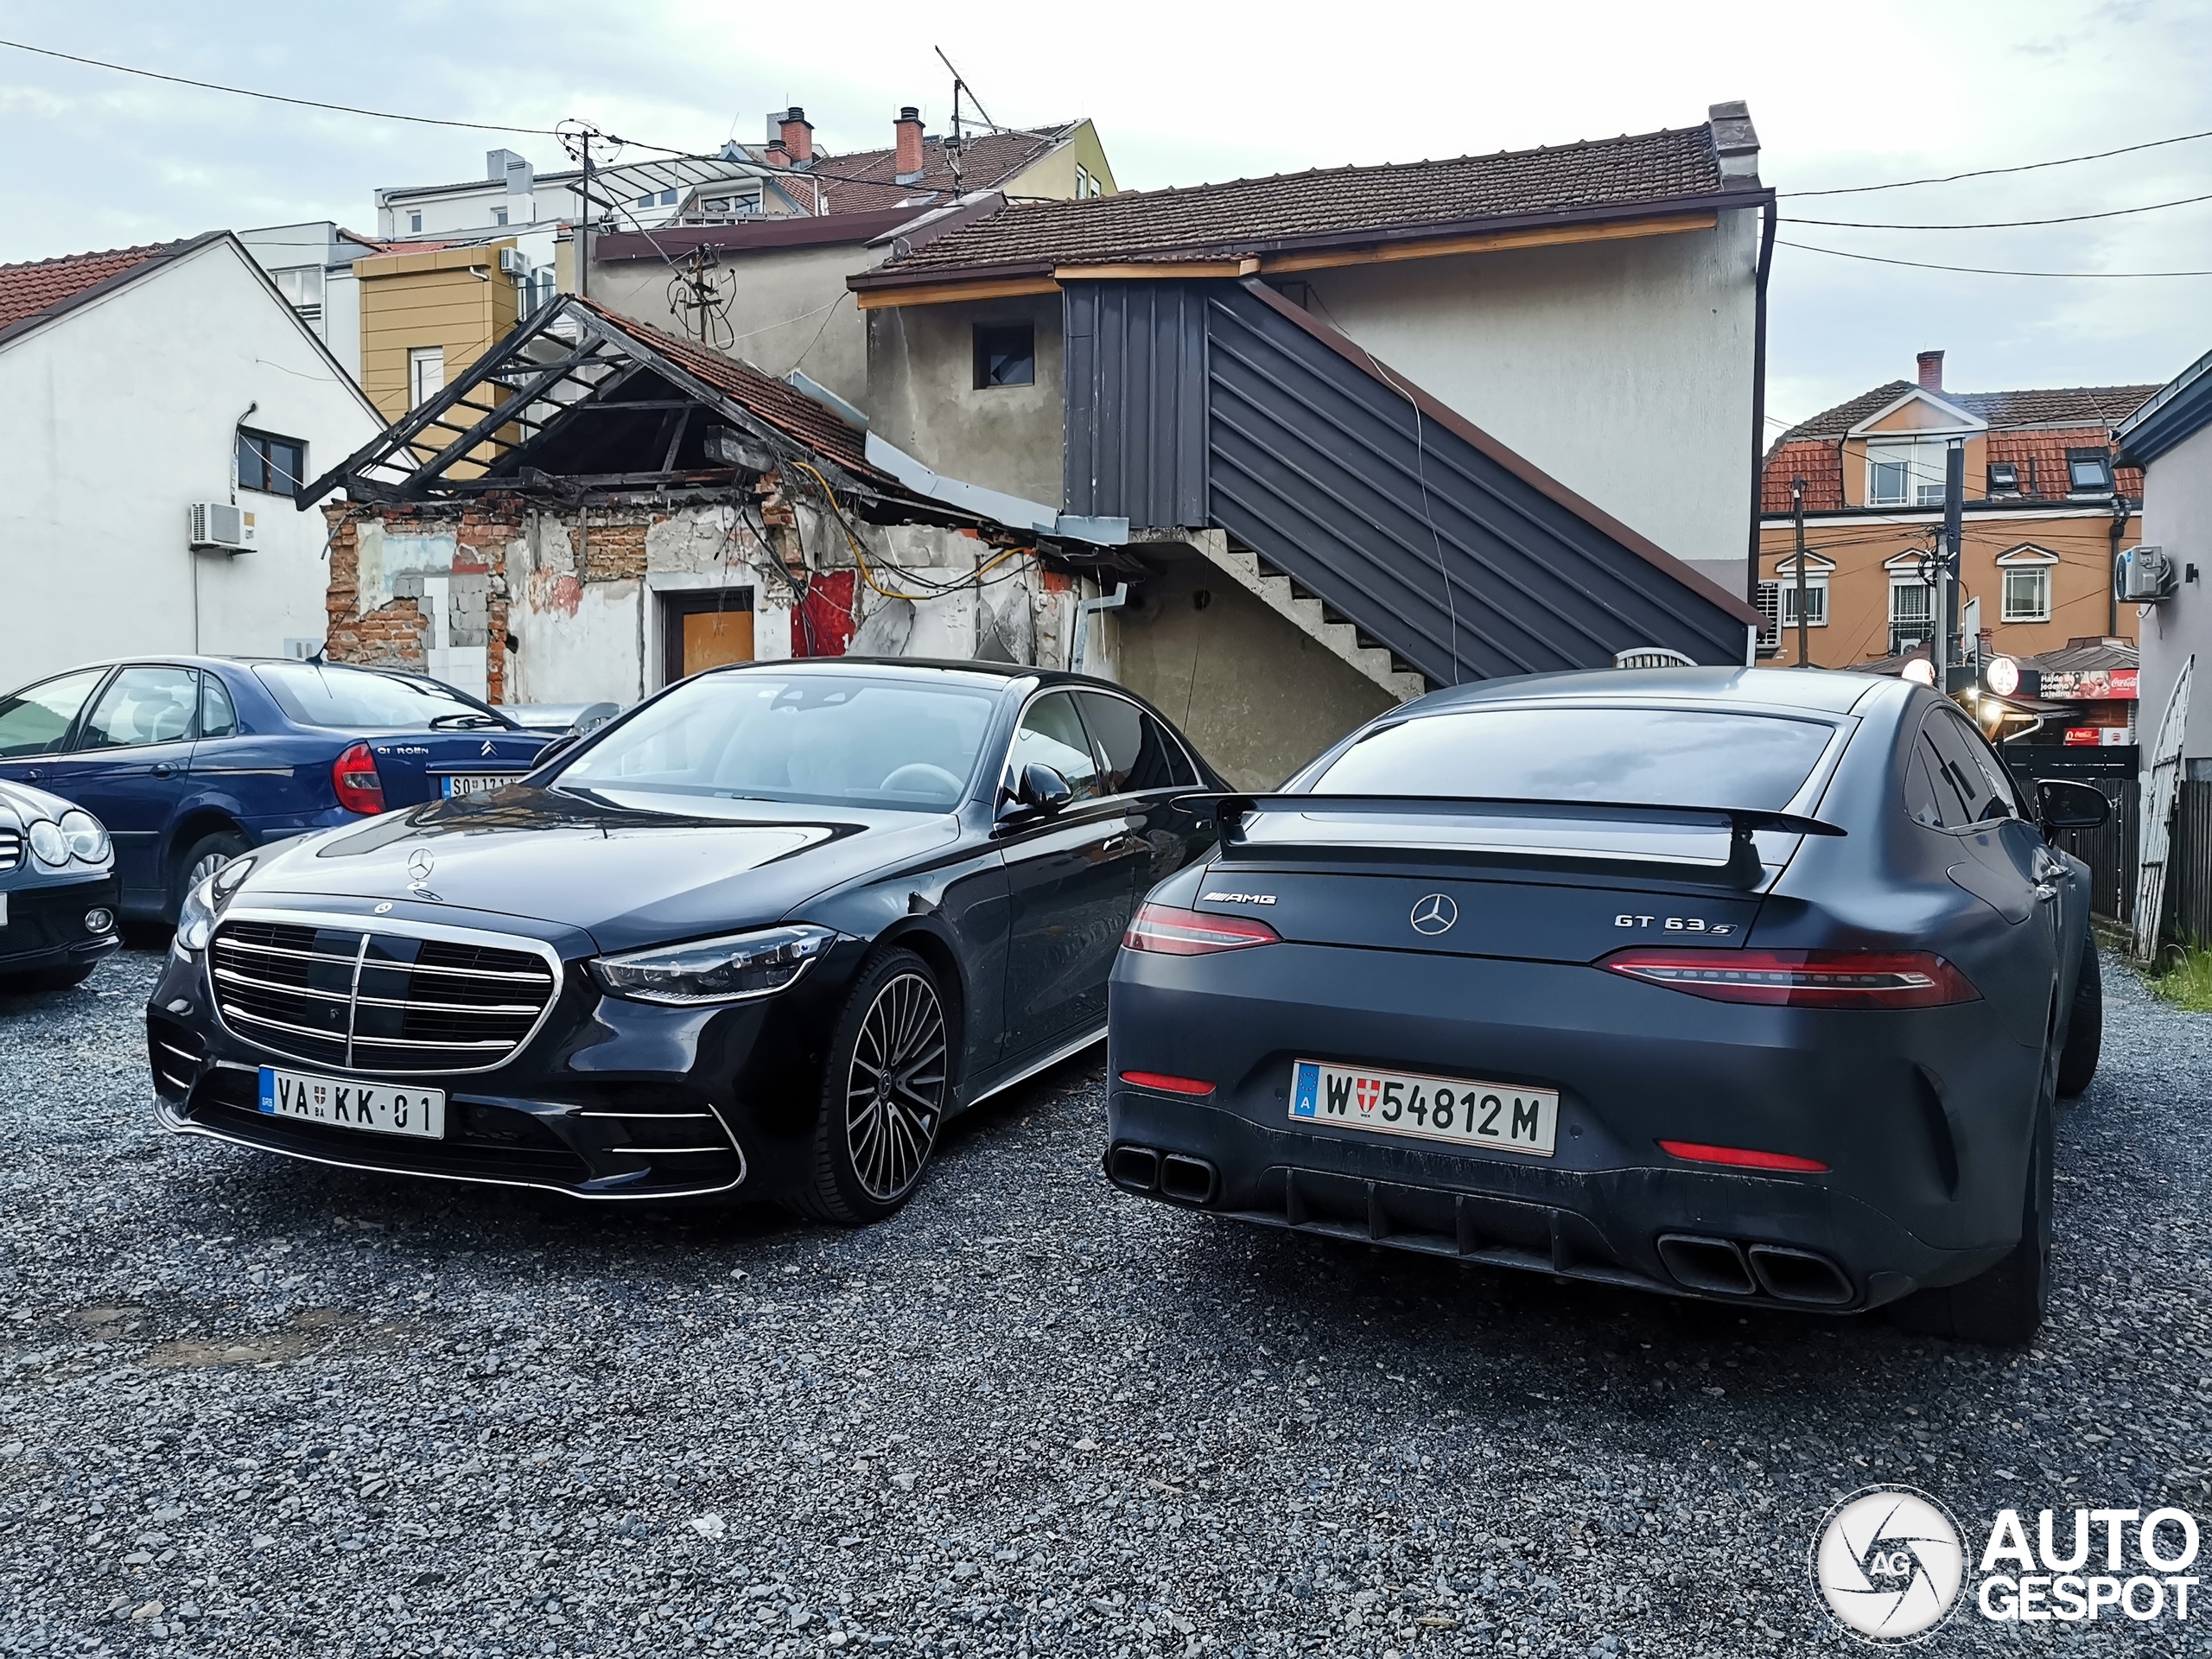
[
  {"xmin": 1758, "ymin": 510, "xmax": 2138, "ymax": 666},
  {"xmin": 356, "ymin": 241, "xmax": 521, "ymax": 423},
  {"xmin": 1005, "ymin": 119, "xmax": 1119, "ymax": 200}
]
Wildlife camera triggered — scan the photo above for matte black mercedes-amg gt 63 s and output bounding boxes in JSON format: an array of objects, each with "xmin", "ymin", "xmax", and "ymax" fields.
[
  {"xmin": 1105, "ymin": 668, "xmax": 2110, "ymax": 1344},
  {"xmin": 148, "ymin": 661, "xmax": 1222, "ymax": 1221}
]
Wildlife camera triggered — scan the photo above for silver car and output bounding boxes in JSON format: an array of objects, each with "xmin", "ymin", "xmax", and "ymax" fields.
[{"xmin": 0, "ymin": 780, "xmax": 121, "ymax": 989}]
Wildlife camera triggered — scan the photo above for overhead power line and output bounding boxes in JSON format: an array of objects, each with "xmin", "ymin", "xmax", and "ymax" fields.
[
  {"xmin": 1782, "ymin": 126, "xmax": 2212, "ymax": 198},
  {"xmin": 0, "ymin": 37, "xmax": 557, "ymax": 134},
  {"xmin": 1784, "ymin": 189, "xmax": 2212, "ymax": 232},
  {"xmin": 1779, "ymin": 238, "xmax": 2212, "ymax": 279}
]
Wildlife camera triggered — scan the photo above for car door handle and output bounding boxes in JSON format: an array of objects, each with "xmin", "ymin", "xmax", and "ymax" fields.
[{"xmin": 149, "ymin": 762, "xmax": 179, "ymax": 779}]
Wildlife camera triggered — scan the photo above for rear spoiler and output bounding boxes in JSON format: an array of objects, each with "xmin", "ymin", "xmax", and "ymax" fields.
[{"xmin": 1179, "ymin": 793, "xmax": 1845, "ymax": 889}]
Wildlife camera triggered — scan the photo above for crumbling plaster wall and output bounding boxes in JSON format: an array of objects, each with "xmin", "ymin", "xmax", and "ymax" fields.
[{"xmin": 325, "ymin": 485, "xmax": 1077, "ymax": 707}]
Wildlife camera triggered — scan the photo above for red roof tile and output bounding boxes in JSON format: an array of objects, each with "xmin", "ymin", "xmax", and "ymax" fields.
[
  {"xmin": 776, "ymin": 126, "xmax": 1077, "ymax": 217},
  {"xmin": 0, "ymin": 241, "xmax": 187, "ymax": 337},
  {"xmin": 1763, "ymin": 379, "xmax": 2158, "ymax": 513}
]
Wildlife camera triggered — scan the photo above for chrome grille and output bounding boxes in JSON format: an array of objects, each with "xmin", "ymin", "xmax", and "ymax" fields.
[
  {"xmin": 0, "ymin": 829, "xmax": 19, "ymax": 873},
  {"xmin": 209, "ymin": 915, "xmax": 560, "ymax": 1076}
]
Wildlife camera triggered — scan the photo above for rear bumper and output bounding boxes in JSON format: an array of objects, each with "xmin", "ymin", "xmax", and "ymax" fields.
[
  {"xmin": 1106, "ymin": 942, "xmax": 2042, "ymax": 1311},
  {"xmin": 0, "ymin": 874, "xmax": 122, "ymax": 976}
]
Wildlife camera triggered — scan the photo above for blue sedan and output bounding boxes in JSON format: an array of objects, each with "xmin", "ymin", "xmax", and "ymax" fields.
[{"xmin": 0, "ymin": 658, "xmax": 555, "ymax": 921}]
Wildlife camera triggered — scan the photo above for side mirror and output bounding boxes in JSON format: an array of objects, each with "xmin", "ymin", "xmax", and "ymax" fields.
[
  {"xmin": 529, "ymin": 733, "xmax": 581, "ymax": 772},
  {"xmin": 1017, "ymin": 763, "xmax": 1074, "ymax": 814},
  {"xmin": 2037, "ymin": 778, "xmax": 2110, "ymax": 832}
]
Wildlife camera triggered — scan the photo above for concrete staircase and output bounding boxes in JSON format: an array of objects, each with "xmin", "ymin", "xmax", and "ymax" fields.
[{"xmin": 1179, "ymin": 528, "xmax": 1427, "ymax": 703}]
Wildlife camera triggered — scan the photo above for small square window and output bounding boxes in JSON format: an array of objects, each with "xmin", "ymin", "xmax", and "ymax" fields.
[
  {"xmin": 660, "ymin": 188, "xmax": 677, "ymax": 206},
  {"xmin": 974, "ymin": 322, "xmax": 1035, "ymax": 389},
  {"xmin": 237, "ymin": 429, "xmax": 306, "ymax": 494},
  {"xmin": 1986, "ymin": 461, "xmax": 2019, "ymax": 493},
  {"xmin": 493, "ymin": 206, "xmax": 507, "ymax": 226},
  {"xmin": 408, "ymin": 211, "xmax": 423, "ymax": 233},
  {"xmin": 1781, "ymin": 580, "xmax": 1827, "ymax": 627}
]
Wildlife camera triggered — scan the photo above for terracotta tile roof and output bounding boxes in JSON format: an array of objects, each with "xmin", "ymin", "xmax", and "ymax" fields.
[
  {"xmin": 0, "ymin": 240, "xmax": 190, "ymax": 337},
  {"xmin": 865, "ymin": 124, "xmax": 1732, "ymax": 277},
  {"xmin": 779, "ymin": 126, "xmax": 1076, "ymax": 216},
  {"xmin": 1759, "ymin": 440, "xmax": 1845, "ymax": 514},
  {"xmin": 1764, "ymin": 378, "xmax": 2159, "ymax": 512},
  {"xmin": 579, "ymin": 298, "xmax": 878, "ymax": 480}
]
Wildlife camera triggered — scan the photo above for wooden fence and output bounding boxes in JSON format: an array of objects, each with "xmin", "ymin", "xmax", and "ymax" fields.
[{"xmin": 2164, "ymin": 780, "xmax": 2212, "ymax": 949}]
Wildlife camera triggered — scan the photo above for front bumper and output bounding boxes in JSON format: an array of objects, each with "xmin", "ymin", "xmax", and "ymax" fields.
[
  {"xmin": 1105, "ymin": 943, "xmax": 2043, "ymax": 1313},
  {"xmin": 146, "ymin": 905, "xmax": 867, "ymax": 1202},
  {"xmin": 0, "ymin": 874, "xmax": 122, "ymax": 975}
]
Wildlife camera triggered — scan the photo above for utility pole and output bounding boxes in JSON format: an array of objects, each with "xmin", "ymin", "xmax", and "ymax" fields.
[
  {"xmin": 2108, "ymin": 486, "xmax": 2130, "ymax": 637},
  {"xmin": 1791, "ymin": 475, "xmax": 1809, "ymax": 668},
  {"xmin": 1938, "ymin": 439, "xmax": 1965, "ymax": 685},
  {"xmin": 579, "ymin": 136, "xmax": 593, "ymax": 300}
]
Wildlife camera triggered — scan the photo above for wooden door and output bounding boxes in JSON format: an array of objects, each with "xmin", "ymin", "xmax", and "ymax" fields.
[{"xmin": 662, "ymin": 592, "xmax": 756, "ymax": 684}]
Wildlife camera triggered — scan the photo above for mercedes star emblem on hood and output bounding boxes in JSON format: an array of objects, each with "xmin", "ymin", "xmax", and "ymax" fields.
[
  {"xmin": 1410, "ymin": 893, "xmax": 1458, "ymax": 936},
  {"xmin": 407, "ymin": 848, "xmax": 436, "ymax": 883}
]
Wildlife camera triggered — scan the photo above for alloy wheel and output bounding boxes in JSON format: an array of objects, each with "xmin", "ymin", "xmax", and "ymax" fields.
[
  {"xmin": 843, "ymin": 971, "xmax": 948, "ymax": 1203},
  {"xmin": 188, "ymin": 852, "xmax": 230, "ymax": 893}
]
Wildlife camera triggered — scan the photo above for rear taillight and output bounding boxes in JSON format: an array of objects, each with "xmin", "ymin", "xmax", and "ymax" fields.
[
  {"xmin": 332, "ymin": 741, "xmax": 386, "ymax": 815},
  {"xmin": 1659, "ymin": 1140, "xmax": 1829, "ymax": 1173},
  {"xmin": 1118, "ymin": 1071, "xmax": 1217, "ymax": 1096},
  {"xmin": 1601, "ymin": 949, "xmax": 1977, "ymax": 1008},
  {"xmin": 1122, "ymin": 902, "xmax": 1281, "ymax": 956}
]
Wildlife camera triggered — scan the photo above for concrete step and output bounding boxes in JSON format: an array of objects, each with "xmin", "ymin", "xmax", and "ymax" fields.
[{"xmin": 1192, "ymin": 531, "xmax": 1428, "ymax": 704}]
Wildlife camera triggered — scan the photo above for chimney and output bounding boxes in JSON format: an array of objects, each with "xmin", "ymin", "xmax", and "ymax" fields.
[
  {"xmin": 779, "ymin": 106, "xmax": 814, "ymax": 166},
  {"xmin": 1916, "ymin": 350, "xmax": 1944, "ymax": 391},
  {"xmin": 1707, "ymin": 100, "xmax": 1760, "ymax": 187},
  {"xmin": 893, "ymin": 106, "xmax": 925, "ymax": 184},
  {"xmin": 763, "ymin": 138, "xmax": 789, "ymax": 169}
]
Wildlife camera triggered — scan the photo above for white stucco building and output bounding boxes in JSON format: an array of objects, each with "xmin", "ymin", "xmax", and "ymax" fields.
[
  {"xmin": 0, "ymin": 232, "xmax": 385, "ymax": 685},
  {"xmin": 2116, "ymin": 346, "xmax": 2212, "ymax": 773}
]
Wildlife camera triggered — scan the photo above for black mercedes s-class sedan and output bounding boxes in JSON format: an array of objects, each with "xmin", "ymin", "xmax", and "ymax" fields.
[
  {"xmin": 147, "ymin": 660, "xmax": 1223, "ymax": 1221},
  {"xmin": 1103, "ymin": 667, "xmax": 2109, "ymax": 1344}
]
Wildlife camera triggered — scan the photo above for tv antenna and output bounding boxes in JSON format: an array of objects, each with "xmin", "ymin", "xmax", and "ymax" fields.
[{"xmin": 934, "ymin": 47, "xmax": 1001, "ymax": 195}]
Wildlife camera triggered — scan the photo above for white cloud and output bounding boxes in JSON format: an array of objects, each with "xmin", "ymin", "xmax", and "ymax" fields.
[{"xmin": 1, "ymin": 0, "xmax": 2207, "ymax": 408}]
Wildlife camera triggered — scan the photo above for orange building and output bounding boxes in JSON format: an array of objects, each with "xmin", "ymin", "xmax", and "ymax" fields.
[{"xmin": 1757, "ymin": 352, "xmax": 2152, "ymax": 668}]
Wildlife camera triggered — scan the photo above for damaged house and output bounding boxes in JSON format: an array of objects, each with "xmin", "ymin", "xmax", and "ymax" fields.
[{"xmin": 303, "ymin": 296, "xmax": 1138, "ymax": 709}]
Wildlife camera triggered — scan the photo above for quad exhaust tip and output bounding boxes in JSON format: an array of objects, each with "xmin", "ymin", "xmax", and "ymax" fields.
[
  {"xmin": 1656, "ymin": 1234, "xmax": 1853, "ymax": 1306},
  {"xmin": 1104, "ymin": 1143, "xmax": 1218, "ymax": 1207}
]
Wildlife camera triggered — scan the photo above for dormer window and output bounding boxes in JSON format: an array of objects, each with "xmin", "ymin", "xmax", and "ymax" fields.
[
  {"xmin": 1986, "ymin": 461, "xmax": 2019, "ymax": 495},
  {"xmin": 1866, "ymin": 439, "xmax": 1953, "ymax": 508},
  {"xmin": 2066, "ymin": 448, "xmax": 2113, "ymax": 493}
]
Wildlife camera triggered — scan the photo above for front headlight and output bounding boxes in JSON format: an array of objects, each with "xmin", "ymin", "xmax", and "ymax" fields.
[
  {"xmin": 26, "ymin": 818, "xmax": 66, "ymax": 868},
  {"xmin": 59, "ymin": 810, "xmax": 108, "ymax": 864},
  {"xmin": 173, "ymin": 857, "xmax": 256, "ymax": 958},
  {"xmin": 589, "ymin": 924, "xmax": 836, "ymax": 1006},
  {"xmin": 175, "ymin": 874, "xmax": 219, "ymax": 957}
]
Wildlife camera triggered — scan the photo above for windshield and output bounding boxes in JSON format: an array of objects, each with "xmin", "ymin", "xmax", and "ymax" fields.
[
  {"xmin": 254, "ymin": 663, "xmax": 510, "ymax": 731},
  {"xmin": 556, "ymin": 672, "xmax": 1000, "ymax": 811},
  {"xmin": 1312, "ymin": 705, "xmax": 1836, "ymax": 812}
]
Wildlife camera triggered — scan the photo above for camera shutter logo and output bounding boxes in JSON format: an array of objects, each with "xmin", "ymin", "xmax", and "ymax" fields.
[
  {"xmin": 1409, "ymin": 893, "xmax": 1458, "ymax": 936},
  {"xmin": 1811, "ymin": 1484, "xmax": 1966, "ymax": 1642}
]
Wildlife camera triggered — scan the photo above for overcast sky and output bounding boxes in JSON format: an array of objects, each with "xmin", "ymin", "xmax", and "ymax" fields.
[{"xmin": 3, "ymin": 0, "xmax": 2209, "ymax": 428}]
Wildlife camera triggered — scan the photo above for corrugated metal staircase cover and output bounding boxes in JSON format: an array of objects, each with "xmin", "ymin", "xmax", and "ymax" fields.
[{"xmin": 1065, "ymin": 278, "xmax": 1758, "ymax": 689}]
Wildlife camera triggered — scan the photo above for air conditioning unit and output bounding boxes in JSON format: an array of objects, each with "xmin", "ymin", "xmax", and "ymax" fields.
[
  {"xmin": 2115, "ymin": 543, "xmax": 2175, "ymax": 603},
  {"xmin": 188, "ymin": 501, "xmax": 256, "ymax": 552},
  {"xmin": 498, "ymin": 246, "xmax": 529, "ymax": 277}
]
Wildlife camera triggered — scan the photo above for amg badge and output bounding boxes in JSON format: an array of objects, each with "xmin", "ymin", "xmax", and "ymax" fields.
[{"xmin": 1202, "ymin": 891, "xmax": 1277, "ymax": 906}]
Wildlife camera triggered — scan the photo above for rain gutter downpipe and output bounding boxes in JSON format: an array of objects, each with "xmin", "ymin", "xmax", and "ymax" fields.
[{"xmin": 1746, "ymin": 197, "xmax": 1777, "ymax": 611}]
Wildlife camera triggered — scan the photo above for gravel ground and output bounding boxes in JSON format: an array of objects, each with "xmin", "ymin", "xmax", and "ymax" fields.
[{"xmin": 3, "ymin": 941, "xmax": 2210, "ymax": 1659}]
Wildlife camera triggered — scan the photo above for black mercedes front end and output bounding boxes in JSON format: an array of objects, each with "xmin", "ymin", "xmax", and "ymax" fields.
[{"xmin": 149, "ymin": 894, "xmax": 873, "ymax": 1202}]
